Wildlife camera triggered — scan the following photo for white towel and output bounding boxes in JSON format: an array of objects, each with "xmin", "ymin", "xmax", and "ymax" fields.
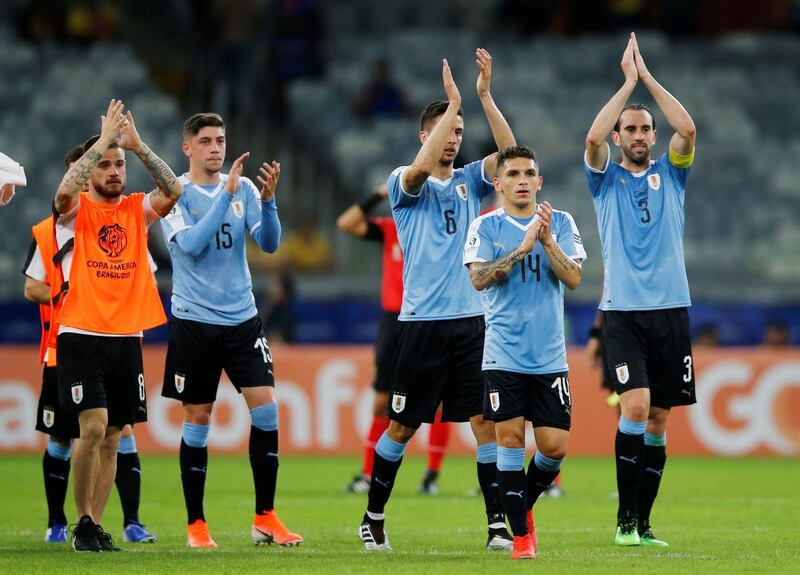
[{"xmin": 0, "ymin": 152, "xmax": 27, "ymax": 206}]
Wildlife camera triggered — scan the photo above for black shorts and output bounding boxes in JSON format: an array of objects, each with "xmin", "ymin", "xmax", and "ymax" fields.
[
  {"xmin": 57, "ymin": 333, "xmax": 148, "ymax": 428},
  {"xmin": 36, "ymin": 366, "xmax": 80, "ymax": 438},
  {"xmin": 598, "ymin": 340, "xmax": 615, "ymax": 391},
  {"xmin": 484, "ymin": 370, "xmax": 572, "ymax": 431},
  {"xmin": 390, "ymin": 316, "xmax": 484, "ymax": 426},
  {"xmin": 602, "ymin": 308, "xmax": 697, "ymax": 409},
  {"xmin": 373, "ymin": 311, "xmax": 400, "ymax": 393},
  {"xmin": 162, "ymin": 316, "xmax": 275, "ymax": 404}
]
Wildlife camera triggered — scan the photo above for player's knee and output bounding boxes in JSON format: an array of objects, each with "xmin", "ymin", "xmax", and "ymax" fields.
[
  {"xmin": 497, "ymin": 431, "xmax": 524, "ymax": 449},
  {"xmin": 184, "ymin": 406, "xmax": 212, "ymax": 426},
  {"xmin": 388, "ymin": 421, "xmax": 416, "ymax": 443},
  {"xmin": 539, "ymin": 443, "xmax": 567, "ymax": 461},
  {"xmin": 79, "ymin": 420, "xmax": 106, "ymax": 444}
]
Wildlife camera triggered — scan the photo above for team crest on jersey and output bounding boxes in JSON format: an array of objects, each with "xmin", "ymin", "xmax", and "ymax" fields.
[
  {"xmin": 71, "ymin": 383, "xmax": 83, "ymax": 404},
  {"xmin": 391, "ymin": 393, "xmax": 406, "ymax": 413},
  {"xmin": 647, "ymin": 173, "xmax": 661, "ymax": 191},
  {"xmin": 231, "ymin": 200, "xmax": 244, "ymax": 218},
  {"xmin": 489, "ymin": 391, "xmax": 500, "ymax": 412},
  {"xmin": 97, "ymin": 223, "xmax": 128, "ymax": 257},
  {"xmin": 43, "ymin": 408, "xmax": 55, "ymax": 428},
  {"xmin": 616, "ymin": 363, "xmax": 630, "ymax": 385},
  {"xmin": 174, "ymin": 373, "xmax": 185, "ymax": 394},
  {"xmin": 456, "ymin": 184, "xmax": 468, "ymax": 201}
]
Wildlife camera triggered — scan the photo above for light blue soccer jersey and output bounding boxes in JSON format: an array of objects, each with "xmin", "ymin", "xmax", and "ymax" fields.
[
  {"xmin": 463, "ymin": 207, "xmax": 587, "ymax": 374},
  {"xmin": 161, "ymin": 174, "xmax": 280, "ymax": 325},
  {"xmin": 585, "ymin": 150, "xmax": 691, "ymax": 311},
  {"xmin": 388, "ymin": 160, "xmax": 494, "ymax": 321}
]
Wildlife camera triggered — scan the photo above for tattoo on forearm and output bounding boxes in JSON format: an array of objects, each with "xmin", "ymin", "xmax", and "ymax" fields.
[
  {"xmin": 544, "ymin": 243, "xmax": 579, "ymax": 274},
  {"xmin": 472, "ymin": 249, "xmax": 526, "ymax": 287},
  {"xmin": 57, "ymin": 149, "xmax": 101, "ymax": 206},
  {"xmin": 136, "ymin": 145, "xmax": 180, "ymax": 198}
]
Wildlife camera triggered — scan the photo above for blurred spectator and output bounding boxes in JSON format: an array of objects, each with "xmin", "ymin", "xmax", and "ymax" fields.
[
  {"xmin": 762, "ymin": 321, "xmax": 791, "ymax": 348},
  {"xmin": 260, "ymin": 267, "xmax": 297, "ymax": 343},
  {"xmin": 694, "ymin": 323, "xmax": 720, "ymax": 347},
  {"xmin": 64, "ymin": 0, "xmax": 120, "ymax": 44},
  {"xmin": 280, "ymin": 216, "xmax": 332, "ymax": 272},
  {"xmin": 354, "ymin": 58, "xmax": 412, "ymax": 120}
]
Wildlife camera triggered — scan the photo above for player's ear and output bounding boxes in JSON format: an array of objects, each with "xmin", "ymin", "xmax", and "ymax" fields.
[
  {"xmin": 182, "ymin": 141, "xmax": 191, "ymax": 158},
  {"xmin": 537, "ymin": 175, "xmax": 543, "ymax": 191},
  {"xmin": 419, "ymin": 131, "xmax": 427, "ymax": 145},
  {"xmin": 610, "ymin": 131, "xmax": 622, "ymax": 147},
  {"xmin": 493, "ymin": 176, "xmax": 502, "ymax": 193}
]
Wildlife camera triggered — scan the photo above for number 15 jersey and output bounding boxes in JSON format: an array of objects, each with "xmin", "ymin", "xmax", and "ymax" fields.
[{"xmin": 388, "ymin": 159, "xmax": 494, "ymax": 321}]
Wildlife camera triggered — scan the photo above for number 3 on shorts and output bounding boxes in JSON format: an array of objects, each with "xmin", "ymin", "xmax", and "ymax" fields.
[{"xmin": 255, "ymin": 337, "xmax": 273, "ymax": 363}]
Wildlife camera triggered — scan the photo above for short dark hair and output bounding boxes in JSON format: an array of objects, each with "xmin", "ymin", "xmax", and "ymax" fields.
[
  {"xmin": 419, "ymin": 101, "xmax": 463, "ymax": 132},
  {"xmin": 495, "ymin": 145, "xmax": 537, "ymax": 174},
  {"xmin": 614, "ymin": 104, "xmax": 655, "ymax": 132},
  {"xmin": 81, "ymin": 135, "xmax": 120, "ymax": 153},
  {"xmin": 183, "ymin": 113, "xmax": 225, "ymax": 140},
  {"xmin": 63, "ymin": 145, "xmax": 85, "ymax": 169}
]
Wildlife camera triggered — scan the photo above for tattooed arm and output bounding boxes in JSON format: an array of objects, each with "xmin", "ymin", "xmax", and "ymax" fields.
[
  {"xmin": 469, "ymin": 220, "xmax": 540, "ymax": 291},
  {"xmin": 54, "ymin": 99, "xmax": 126, "ymax": 213},
  {"xmin": 537, "ymin": 201, "xmax": 582, "ymax": 290},
  {"xmin": 119, "ymin": 110, "xmax": 182, "ymax": 217}
]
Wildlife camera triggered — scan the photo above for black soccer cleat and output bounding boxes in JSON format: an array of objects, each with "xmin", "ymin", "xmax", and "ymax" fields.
[
  {"xmin": 95, "ymin": 523, "xmax": 121, "ymax": 552},
  {"xmin": 70, "ymin": 515, "xmax": 101, "ymax": 552},
  {"xmin": 359, "ymin": 515, "xmax": 391, "ymax": 551}
]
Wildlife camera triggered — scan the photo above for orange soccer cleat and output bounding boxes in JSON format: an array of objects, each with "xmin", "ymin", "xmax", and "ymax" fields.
[
  {"xmin": 187, "ymin": 519, "xmax": 218, "ymax": 548},
  {"xmin": 251, "ymin": 510, "xmax": 303, "ymax": 547},
  {"xmin": 512, "ymin": 533, "xmax": 536, "ymax": 560},
  {"xmin": 527, "ymin": 509, "xmax": 539, "ymax": 553}
]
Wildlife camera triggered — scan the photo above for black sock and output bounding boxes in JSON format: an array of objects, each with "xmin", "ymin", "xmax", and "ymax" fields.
[
  {"xmin": 42, "ymin": 450, "xmax": 70, "ymax": 526},
  {"xmin": 615, "ymin": 430, "xmax": 645, "ymax": 525},
  {"xmin": 180, "ymin": 439, "xmax": 208, "ymax": 524},
  {"xmin": 115, "ymin": 452, "xmax": 141, "ymax": 527},
  {"xmin": 366, "ymin": 453, "xmax": 403, "ymax": 519},
  {"xmin": 526, "ymin": 460, "xmax": 559, "ymax": 509},
  {"xmin": 249, "ymin": 426, "xmax": 279, "ymax": 515},
  {"xmin": 497, "ymin": 469, "xmax": 528, "ymax": 536},
  {"xmin": 477, "ymin": 461, "xmax": 504, "ymax": 522},
  {"xmin": 638, "ymin": 445, "xmax": 666, "ymax": 532}
]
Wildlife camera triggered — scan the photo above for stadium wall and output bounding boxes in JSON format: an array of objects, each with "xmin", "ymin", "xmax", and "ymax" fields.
[{"xmin": 1, "ymin": 346, "xmax": 798, "ymax": 457}]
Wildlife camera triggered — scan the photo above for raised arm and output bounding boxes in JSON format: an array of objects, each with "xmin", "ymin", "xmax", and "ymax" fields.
[
  {"xmin": 54, "ymin": 99, "xmax": 125, "ymax": 213},
  {"xmin": 403, "ymin": 59, "xmax": 462, "ymax": 192},
  {"xmin": 536, "ymin": 201, "xmax": 581, "ymax": 290},
  {"xmin": 631, "ymin": 33, "xmax": 696, "ymax": 156},
  {"xmin": 252, "ymin": 159, "xmax": 281, "ymax": 253},
  {"xmin": 585, "ymin": 38, "xmax": 639, "ymax": 170},
  {"xmin": 336, "ymin": 185, "xmax": 387, "ymax": 238},
  {"xmin": 476, "ymin": 48, "xmax": 516, "ymax": 180},
  {"xmin": 469, "ymin": 220, "xmax": 540, "ymax": 291},
  {"xmin": 118, "ymin": 110, "xmax": 182, "ymax": 217}
]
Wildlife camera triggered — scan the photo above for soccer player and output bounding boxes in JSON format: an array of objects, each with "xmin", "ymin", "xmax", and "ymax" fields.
[
  {"xmin": 464, "ymin": 145, "xmax": 585, "ymax": 559},
  {"xmin": 336, "ymin": 185, "xmax": 451, "ymax": 496},
  {"xmin": 160, "ymin": 113, "xmax": 301, "ymax": 548},
  {"xmin": 358, "ymin": 49, "xmax": 516, "ymax": 551},
  {"xmin": 24, "ymin": 146, "xmax": 157, "ymax": 545},
  {"xmin": 584, "ymin": 33, "xmax": 697, "ymax": 547},
  {"xmin": 53, "ymin": 99, "xmax": 182, "ymax": 552}
]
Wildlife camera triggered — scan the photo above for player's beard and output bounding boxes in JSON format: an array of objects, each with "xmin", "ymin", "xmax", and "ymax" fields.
[
  {"xmin": 622, "ymin": 144, "xmax": 650, "ymax": 167},
  {"xmin": 94, "ymin": 181, "xmax": 124, "ymax": 199}
]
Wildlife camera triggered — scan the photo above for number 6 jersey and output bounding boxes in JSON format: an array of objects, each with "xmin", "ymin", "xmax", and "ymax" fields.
[
  {"xmin": 463, "ymin": 207, "xmax": 586, "ymax": 374},
  {"xmin": 388, "ymin": 159, "xmax": 494, "ymax": 321}
]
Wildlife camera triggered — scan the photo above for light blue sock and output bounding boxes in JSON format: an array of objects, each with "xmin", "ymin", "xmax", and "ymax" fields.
[
  {"xmin": 47, "ymin": 438, "xmax": 72, "ymax": 460},
  {"xmin": 375, "ymin": 432, "xmax": 407, "ymax": 462},
  {"xmin": 618, "ymin": 416, "xmax": 647, "ymax": 436},
  {"xmin": 117, "ymin": 434, "xmax": 137, "ymax": 454},
  {"xmin": 183, "ymin": 422, "xmax": 210, "ymax": 448},
  {"xmin": 644, "ymin": 432, "xmax": 666, "ymax": 446},
  {"xmin": 534, "ymin": 451, "xmax": 563, "ymax": 472},
  {"xmin": 476, "ymin": 442, "xmax": 497, "ymax": 464},
  {"xmin": 251, "ymin": 402, "xmax": 278, "ymax": 432},
  {"xmin": 496, "ymin": 446, "xmax": 525, "ymax": 471}
]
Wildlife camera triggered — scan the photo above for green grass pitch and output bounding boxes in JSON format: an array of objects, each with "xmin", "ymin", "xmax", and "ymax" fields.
[{"xmin": 1, "ymin": 454, "xmax": 798, "ymax": 573}]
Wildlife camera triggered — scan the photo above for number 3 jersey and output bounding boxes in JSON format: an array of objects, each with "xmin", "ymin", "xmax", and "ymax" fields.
[
  {"xmin": 463, "ymin": 207, "xmax": 586, "ymax": 374},
  {"xmin": 585, "ymin": 148, "xmax": 692, "ymax": 311},
  {"xmin": 161, "ymin": 174, "xmax": 280, "ymax": 325},
  {"xmin": 388, "ymin": 159, "xmax": 494, "ymax": 321}
]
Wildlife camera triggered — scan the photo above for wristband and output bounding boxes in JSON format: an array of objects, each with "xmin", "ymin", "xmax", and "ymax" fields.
[{"xmin": 358, "ymin": 192, "xmax": 383, "ymax": 214}]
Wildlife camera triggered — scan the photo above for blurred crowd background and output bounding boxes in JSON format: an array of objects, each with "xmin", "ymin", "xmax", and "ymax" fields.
[{"xmin": 1, "ymin": 0, "xmax": 798, "ymax": 346}]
